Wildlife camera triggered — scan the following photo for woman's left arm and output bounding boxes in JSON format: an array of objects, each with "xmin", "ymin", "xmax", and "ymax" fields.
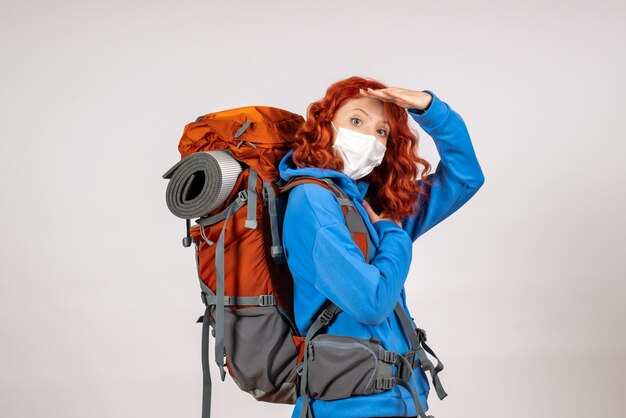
[{"xmin": 360, "ymin": 87, "xmax": 485, "ymax": 241}]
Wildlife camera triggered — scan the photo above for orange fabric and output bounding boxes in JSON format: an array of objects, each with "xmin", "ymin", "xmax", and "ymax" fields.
[
  {"xmin": 188, "ymin": 168, "xmax": 285, "ymax": 310},
  {"xmin": 182, "ymin": 105, "xmax": 369, "ymax": 308},
  {"xmin": 178, "ymin": 106, "xmax": 304, "ymax": 182},
  {"xmin": 177, "ymin": 105, "xmax": 374, "ymax": 403}
]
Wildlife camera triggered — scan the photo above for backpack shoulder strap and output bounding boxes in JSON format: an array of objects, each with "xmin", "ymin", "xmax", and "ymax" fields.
[{"xmin": 280, "ymin": 176, "xmax": 371, "ymax": 263}]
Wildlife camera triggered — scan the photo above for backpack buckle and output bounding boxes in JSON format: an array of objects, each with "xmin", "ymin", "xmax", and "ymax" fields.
[
  {"xmin": 237, "ymin": 190, "xmax": 248, "ymax": 202},
  {"xmin": 319, "ymin": 308, "xmax": 334, "ymax": 325},
  {"xmin": 397, "ymin": 351, "xmax": 417, "ymax": 381},
  {"xmin": 403, "ymin": 349, "xmax": 418, "ymax": 369},
  {"xmin": 376, "ymin": 377, "xmax": 396, "ymax": 390},
  {"xmin": 258, "ymin": 294, "xmax": 275, "ymax": 306},
  {"xmin": 415, "ymin": 327, "xmax": 427, "ymax": 342},
  {"xmin": 382, "ymin": 350, "xmax": 397, "ymax": 364}
]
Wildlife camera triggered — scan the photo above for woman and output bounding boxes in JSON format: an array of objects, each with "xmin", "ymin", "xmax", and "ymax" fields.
[{"xmin": 278, "ymin": 76, "xmax": 485, "ymax": 418}]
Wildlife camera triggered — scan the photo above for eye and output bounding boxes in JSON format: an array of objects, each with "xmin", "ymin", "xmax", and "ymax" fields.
[
  {"xmin": 377, "ymin": 129, "xmax": 388, "ymax": 137},
  {"xmin": 350, "ymin": 117, "xmax": 362, "ymax": 126}
]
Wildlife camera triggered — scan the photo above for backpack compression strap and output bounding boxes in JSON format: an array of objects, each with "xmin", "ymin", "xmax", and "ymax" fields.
[
  {"xmin": 297, "ymin": 299, "xmax": 437, "ymax": 418},
  {"xmin": 194, "ymin": 167, "xmax": 279, "ymax": 418},
  {"xmin": 297, "ymin": 299, "xmax": 343, "ymax": 418},
  {"xmin": 393, "ymin": 304, "xmax": 448, "ymax": 401},
  {"xmin": 279, "ymin": 175, "xmax": 371, "ymax": 263}
]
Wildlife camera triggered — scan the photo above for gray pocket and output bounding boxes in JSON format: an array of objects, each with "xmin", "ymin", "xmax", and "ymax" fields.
[
  {"xmin": 306, "ymin": 334, "xmax": 382, "ymax": 400},
  {"xmin": 222, "ymin": 305, "xmax": 299, "ymax": 403}
]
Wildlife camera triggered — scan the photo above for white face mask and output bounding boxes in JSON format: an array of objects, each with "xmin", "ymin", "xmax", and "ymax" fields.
[{"xmin": 331, "ymin": 121, "xmax": 387, "ymax": 180}]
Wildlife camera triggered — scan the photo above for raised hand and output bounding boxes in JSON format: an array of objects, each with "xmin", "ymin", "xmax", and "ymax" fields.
[{"xmin": 359, "ymin": 86, "xmax": 432, "ymax": 112}]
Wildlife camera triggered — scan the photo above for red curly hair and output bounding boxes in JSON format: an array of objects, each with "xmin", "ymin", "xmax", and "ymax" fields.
[{"xmin": 291, "ymin": 75, "xmax": 433, "ymax": 222}]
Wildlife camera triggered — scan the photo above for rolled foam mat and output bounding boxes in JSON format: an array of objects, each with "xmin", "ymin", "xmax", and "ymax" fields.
[{"xmin": 162, "ymin": 150, "xmax": 243, "ymax": 219}]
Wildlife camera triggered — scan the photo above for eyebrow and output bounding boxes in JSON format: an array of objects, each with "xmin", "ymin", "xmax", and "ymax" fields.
[{"xmin": 351, "ymin": 108, "xmax": 390, "ymax": 127}]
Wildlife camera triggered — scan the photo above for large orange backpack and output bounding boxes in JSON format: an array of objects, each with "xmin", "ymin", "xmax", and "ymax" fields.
[{"xmin": 162, "ymin": 106, "xmax": 380, "ymax": 417}]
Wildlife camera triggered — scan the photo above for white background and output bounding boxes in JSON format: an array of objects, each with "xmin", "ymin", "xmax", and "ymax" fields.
[{"xmin": 1, "ymin": 1, "xmax": 624, "ymax": 417}]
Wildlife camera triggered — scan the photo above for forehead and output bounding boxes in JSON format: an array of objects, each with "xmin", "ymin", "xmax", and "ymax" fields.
[{"xmin": 338, "ymin": 96, "xmax": 385, "ymax": 115}]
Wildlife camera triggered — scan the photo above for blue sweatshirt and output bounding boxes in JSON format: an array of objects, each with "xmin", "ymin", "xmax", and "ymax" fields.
[{"xmin": 278, "ymin": 90, "xmax": 485, "ymax": 418}]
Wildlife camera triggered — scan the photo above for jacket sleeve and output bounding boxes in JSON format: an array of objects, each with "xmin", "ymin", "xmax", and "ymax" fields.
[
  {"xmin": 283, "ymin": 184, "xmax": 413, "ymax": 326},
  {"xmin": 401, "ymin": 89, "xmax": 486, "ymax": 241}
]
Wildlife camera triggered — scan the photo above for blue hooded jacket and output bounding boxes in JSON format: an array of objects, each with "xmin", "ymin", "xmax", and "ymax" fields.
[{"xmin": 278, "ymin": 90, "xmax": 485, "ymax": 418}]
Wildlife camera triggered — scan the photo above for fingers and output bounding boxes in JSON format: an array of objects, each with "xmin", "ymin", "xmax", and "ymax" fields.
[
  {"xmin": 360, "ymin": 87, "xmax": 411, "ymax": 108},
  {"xmin": 362, "ymin": 201, "xmax": 380, "ymax": 223},
  {"xmin": 363, "ymin": 200, "xmax": 402, "ymax": 226},
  {"xmin": 360, "ymin": 87, "xmax": 396, "ymax": 99}
]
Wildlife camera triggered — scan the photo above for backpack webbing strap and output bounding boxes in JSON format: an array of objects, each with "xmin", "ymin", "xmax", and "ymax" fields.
[
  {"xmin": 196, "ymin": 211, "xmax": 226, "ymax": 227},
  {"xmin": 416, "ymin": 332, "xmax": 447, "ymax": 399},
  {"xmin": 234, "ymin": 119, "xmax": 252, "ymax": 138},
  {"xmin": 395, "ymin": 379, "xmax": 435, "ymax": 418},
  {"xmin": 214, "ymin": 190, "xmax": 249, "ymax": 384},
  {"xmin": 280, "ymin": 176, "xmax": 371, "ymax": 263},
  {"xmin": 194, "ymin": 247, "xmax": 216, "ymax": 418},
  {"xmin": 374, "ymin": 351, "xmax": 433, "ymax": 418},
  {"xmin": 393, "ymin": 304, "xmax": 447, "ymax": 400},
  {"xmin": 339, "ymin": 201, "xmax": 371, "ymax": 263},
  {"xmin": 196, "ymin": 291, "xmax": 274, "ymax": 418},
  {"xmin": 202, "ymin": 294, "xmax": 276, "ymax": 307},
  {"xmin": 316, "ymin": 178, "xmax": 371, "ymax": 263},
  {"xmin": 300, "ymin": 299, "xmax": 341, "ymax": 418},
  {"xmin": 245, "ymin": 168, "xmax": 258, "ymax": 229},
  {"xmin": 262, "ymin": 180, "xmax": 283, "ymax": 259},
  {"xmin": 299, "ymin": 299, "xmax": 343, "ymax": 418},
  {"xmin": 194, "ymin": 168, "xmax": 258, "ymax": 229},
  {"xmin": 307, "ymin": 178, "xmax": 370, "ymax": 263},
  {"xmin": 201, "ymin": 303, "xmax": 213, "ymax": 418}
]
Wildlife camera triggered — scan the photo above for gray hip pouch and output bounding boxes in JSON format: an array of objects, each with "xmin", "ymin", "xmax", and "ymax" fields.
[{"xmin": 305, "ymin": 334, "xmax": 415, "ymax": 400}]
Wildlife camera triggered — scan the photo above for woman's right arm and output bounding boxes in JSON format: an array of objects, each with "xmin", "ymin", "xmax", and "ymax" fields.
[
  {"xmin": 283, "ymin": 183, "xmax": 413, "ymax": 326},
  {"xmin": 401, "ymin": 90, "xmax": 485, "ymax": 241}
]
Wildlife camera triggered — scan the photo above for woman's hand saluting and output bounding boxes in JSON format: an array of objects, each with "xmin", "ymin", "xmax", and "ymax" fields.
[
  {"xmin": 359, "ymin": 86, "xmax": 432, "ymax": 112},
  {"xmin": 362, "ymin": 200, "xmax": 402, "ymax": 227}
]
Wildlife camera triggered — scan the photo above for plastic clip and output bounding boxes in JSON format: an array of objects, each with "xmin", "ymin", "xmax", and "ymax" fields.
[
  {"xmin": 319, "ymin": 308, "xmax": 334, "ymax": 325},
  {"xmin": 415, "ymin": 327, "xmax": 428, "ymax": 342},
  {"xmin": 258, "ymin": 294, "xmax": 275, "ymax": 306},
  {"xmin": 383, "ymin": 351, "xmax": 397, "ymax": 364},
  {"xmin": 377, "ymin": 378, "xmax": 396, "ymax": 390}
]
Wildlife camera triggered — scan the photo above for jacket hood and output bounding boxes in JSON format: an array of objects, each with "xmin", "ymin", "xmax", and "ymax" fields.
[{"xmin": 278, "ymin": 149, "xmax": 370, "ymax": 202}]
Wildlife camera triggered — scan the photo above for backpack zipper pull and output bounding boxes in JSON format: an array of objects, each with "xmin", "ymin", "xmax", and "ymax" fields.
[{"xmin": 308, "ymin": 342, "xmax": 314, "ymax": 361}]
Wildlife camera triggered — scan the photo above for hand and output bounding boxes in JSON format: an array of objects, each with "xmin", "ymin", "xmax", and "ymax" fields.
[
  {"xmin": 359, "ymin": 86, "xmax": 432, "ymax": 112},
  {"xmin": 362, "ymin": 200, "xmax": 402, "ymax": 227}
]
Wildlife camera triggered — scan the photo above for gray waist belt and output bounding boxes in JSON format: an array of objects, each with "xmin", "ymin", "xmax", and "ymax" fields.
[{"xmin": 297, "ymin": 300, "xmax": 448, "ymax": 418}]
